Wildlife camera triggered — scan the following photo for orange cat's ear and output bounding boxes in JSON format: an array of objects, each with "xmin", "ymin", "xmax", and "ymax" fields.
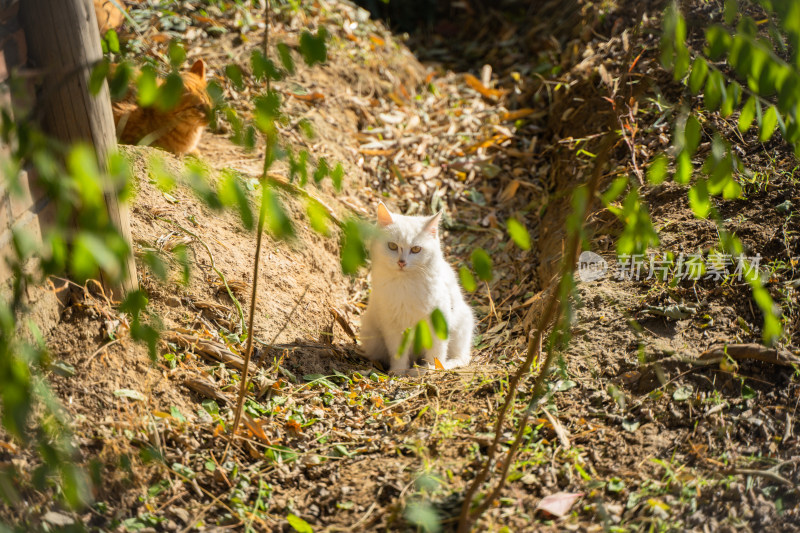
[
  {"xmin": 189, "ymin": 59, "xmax": 206, "ymax": 79},
  {"xmin": 377, "ymin": 202, "xmax": 394, "ymax": 227}
]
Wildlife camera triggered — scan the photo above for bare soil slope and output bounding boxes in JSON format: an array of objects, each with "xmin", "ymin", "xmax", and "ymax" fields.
[{"xmin": 4, "ymin": 0, "xmax": 799, "ymax": 531}]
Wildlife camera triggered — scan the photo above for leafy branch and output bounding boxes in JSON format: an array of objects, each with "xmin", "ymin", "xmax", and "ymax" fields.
[{"xmin": 457, "ymin": 135, "xmax": 614, "ymax": 531}]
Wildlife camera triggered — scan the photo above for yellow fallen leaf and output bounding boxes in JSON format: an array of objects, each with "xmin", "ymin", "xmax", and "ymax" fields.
[
  {"xmin": 358, "ymin": 148, "xmax": 396, "ymax": 156},
  {"xmin": 244, "ymin": 414, "xmax": 271, "ymax": 443},
  {"xmin": 464, "ymin": 73, "xmax": 507, "ymax": 99},
  {"xmin": 500, "ymin": 108, "xmax": 536, "ymax": 121},
  {"xmin": 434, "ymin": 358, "xmax": 444, "ymax": 370},
  {"xmin": 497, "ymin": 179, "xmax": 520, "ymax": 203},
  {"xmin": 291, "ymin": 91, "xmax": 325, "ymax": 102}
]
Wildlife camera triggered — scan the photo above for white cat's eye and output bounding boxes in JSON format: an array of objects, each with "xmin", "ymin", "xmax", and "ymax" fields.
[
  {"xmin": 387, "ymin": 242, "xmax": 398, "ymax": 251},
  {"xmin": 410, "ymin": 246, "xmax": 422, "ymax": 253}
]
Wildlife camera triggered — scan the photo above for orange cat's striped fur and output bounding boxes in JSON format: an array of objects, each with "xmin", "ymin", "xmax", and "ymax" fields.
[{"xmin": 112, "ymin": 60, "xmax": 211, "ymax": 155}]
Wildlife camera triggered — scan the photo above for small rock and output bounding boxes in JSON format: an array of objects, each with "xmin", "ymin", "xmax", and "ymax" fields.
[{"xmin": 165, "ymin": 296, "xmax": 181, "ymax": 307}]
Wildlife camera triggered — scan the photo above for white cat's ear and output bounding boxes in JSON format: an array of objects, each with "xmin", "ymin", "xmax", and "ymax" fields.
[
  {"xmin": 377, "ymin": 202, "xmax": 394, "ymax": 227},
  {"xmin": 424, "ymin": 210, "xmax": 443, "ymax": 238}
]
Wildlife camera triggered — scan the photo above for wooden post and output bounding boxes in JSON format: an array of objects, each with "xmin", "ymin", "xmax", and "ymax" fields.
[{"xmin": 19, "ymin": 0, "xmax": 137, "ymax": 298}]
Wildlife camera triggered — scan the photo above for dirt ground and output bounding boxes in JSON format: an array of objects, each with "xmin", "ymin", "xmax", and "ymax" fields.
[{"xmin": 3, "ymin": 0, "xmax": 799, "ymax": 531}]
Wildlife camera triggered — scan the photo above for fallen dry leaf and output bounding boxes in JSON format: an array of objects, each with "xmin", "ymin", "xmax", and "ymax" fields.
[
  {"xmin": 291, "ymin": 92, "xmax": 325, "ymax": 103},
  {"xmin": 243, "ymin": 413, "xmax": 271, "ymax": 444},
  {"xmin": 497, "ymin": 179, "xmax": 521, "ymax": 203},
  {"xmin": 464, "ymin": 73, "xmax": 507, "ymax": 100},
  {"xmin": 500, "ymin": 108, "xmax": 537, "ymax": 121},
  {"xmin": 535, "ymin": 492, "xmax": 584, "ymax": 518}
]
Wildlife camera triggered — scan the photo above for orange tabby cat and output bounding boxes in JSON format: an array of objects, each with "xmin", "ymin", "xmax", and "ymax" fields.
[
  {"xmin": 112, "ymin": 60, "xmax": 212, "ymax": 155},
  {"xmin": 94, "ymin": 0, "xmax": 125, "ymax": 35}
]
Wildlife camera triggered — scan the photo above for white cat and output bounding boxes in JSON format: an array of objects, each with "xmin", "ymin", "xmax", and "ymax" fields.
[{"xmin": 360, "ymin": 202, "xmax": 474, "ymax": 375}]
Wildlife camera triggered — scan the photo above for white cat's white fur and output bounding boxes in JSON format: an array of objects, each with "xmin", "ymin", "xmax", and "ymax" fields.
[{"xmin": 360, "ymin": 202, "xmax": 474, "ymax": 375}]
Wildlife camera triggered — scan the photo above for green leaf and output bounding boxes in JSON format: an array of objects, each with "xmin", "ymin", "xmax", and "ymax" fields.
[
  {"xmin": 299, "ymin": 28, "xmax": 328, "ymax": 66},
  {"xmin": 263, "ymin": 188, "xmax": 294, "ymax": 240},
  {"xmin": 225, "ymin": 64, "xmax": 245, "ymax": 91},
  {"xmin": 120, "ymin": 290, "xmax": 149, "ymax": 316},
  {"xmin": 470, "ymin": 248, "xmax": 493, "ymax": 281},
  {"xmin": 647, "ymin": 154, "xmax": 669, "ymax": 185},
  {"xmin": 704, "ymin": 70, "xmax": 724, "ymax": 111},
  {"xmin": 397, "ymin": 327, "xmax": 411, "ymax": 357},
  {"xmin": 674, "ymin": 46, "xmax": 690, "ymax": 80},
  {"xmin": 684, "ymin": 115, "xmax": 702, "ymax": 155},
  {"xmin": 276, "ymin": 43, "xmax": 295, "ymax": 75},
  {"xmin": 313, "ymin": 157, "xmax": 330, "ymax": 184},
  {"xmin": 688, "ymin": 57, "xmax": 708, "ymax": 94},
  {"xmin": 184, "ymin": 160, "xmax": 222, "ymax": 209},
  {"xmin": 777, "ymin": 73, "xmax": 800, "ymax": 117},
  {"xmin": 172, "ymin": 244, "xmax": 191, "ymax": 286},
  {"xmin": 142, "ymin": 250, "xmax": 168, "ymax": 281},
  {"xmin": 607, "ymin": 477, "xmax": 626, "ymax": 492},
  {"xmin": 705, "ymin": 25, "xmax": 732, "ymax": 60},
  {"xmin": 68, "ymin": 145, "xmax": 103, "ymax": 208},
  {"xmin": 741, "ymin": 383, "xmax": 756, "ymax": 400},
  {"xmin": 89, "ymin": 59, "xmax": 110, "ymax": 96},
  {"xmin": 289, "ymin": 149, "xmax": 309, "ymax": 186},
  {"xmin": 759, "ymin": 105, "xmax": 778, "ymax": 142},
  {"xmin": 109, "ymin": 61, "xmax": 132, "ymax": 100},
  {"xmin": 674, "ymin": 150, "xmax": 692, "ymax": 184},
  {"xmin": 306, "ymin": 200, "xmax": 330, "ymax": 237},
  {"xmin": 219, "ymin": 172, "xmax": 254, "ymax": 230},
  {"xmin": 431, "ymin": 309, "xmax": 448, "ymax": 340},
  {"xmin": 459, "ymin": 266, "xmax": 477, "ymax": 292},
  {"xmin": 721, "ymin": 82, "xmax": 741, "ymax": 118},
  {"xmin": 413, "ymin": 320, "xmax": 433, "ymax": 355},
  {"xmin": 601, "ymin": 176, "xmax": 629, "ymax": 203},
  {"xmin": 105, "ymin": 29, "xmax": 120, "ymax": 54},
  {"xmin": 688, "ymin": 180, "xmax": 712, "ymax": 219},
  {"xmin": 168, "ymin": 41, "xmax": 186, "ymax": 67},
  {"xmin": 506, "ymin": 218, "xmax": 531, "ymax": 250},
  {"xmin": 0, "ymin": 362, "xmax": 31, "ymax": 441},
  {"xmin": 331, "ymin": 162, "xmax": 344, "ymax": 192},
  {"xmin": 60, "ymin": 463, "xmax": 91, "ymax": 509},
  {"xmin": 739, "ymin": 96, "xmax": 757, "ymax": 132},
  {"xmin": 136, "ymin": 66, "xmax": 159, "ymax": 107},
  {"xmin": 155, "ymin": 73, "xmax": 183, "ymax": 112},
  {"xmin": 254, "ymin": 91, "xmax": 282, "ymax": 132},
  {"xmin": 287, "ymin": 514, "xmax": 313, "ymax": 533},
  {"xmin": 72, "ymin": 233, "xmax": 121, "ymax": 281},
  {"xmin": 405, "ymin": 501, "xmax": 440, "ymax": 533},
  {"xmin": 722, "ymin": 177, "xmax": 742, "ymax": 199},
  {"xmin": 340, "ymin": 219, "xmax": 366, "ymax": 275},
  {"xmin": 251, "ymin": 50, "xmax": 283, "ymax": 81},
  {"xmin": 724, "ymin": 0, "xmax": 738, "ymax": 24},
  {"xmin": 757, "ymin": 60, "xmax": 786, "ymax": 97}
]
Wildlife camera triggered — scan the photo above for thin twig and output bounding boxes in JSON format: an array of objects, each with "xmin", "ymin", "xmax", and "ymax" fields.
[
  {"xmin": 82, "ymin": 338, "xmax": 121, "ymax": 368},
  {"xmin": 725, "ymin": 468, "xmax": 797, "ymax": 489},
  {"xmin": 227, "ymin": 0, "xmax": 272, "ymax": 452}
]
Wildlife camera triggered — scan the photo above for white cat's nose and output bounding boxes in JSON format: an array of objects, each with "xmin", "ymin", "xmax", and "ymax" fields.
[{"xmin": 397, "ymin": 259, "xmax": 406, "ymax": 269}]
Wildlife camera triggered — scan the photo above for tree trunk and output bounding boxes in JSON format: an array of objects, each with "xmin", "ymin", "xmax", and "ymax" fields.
[{"xmin": 19, "ymin": 0, "xmax": 137, "ymax": 298}]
